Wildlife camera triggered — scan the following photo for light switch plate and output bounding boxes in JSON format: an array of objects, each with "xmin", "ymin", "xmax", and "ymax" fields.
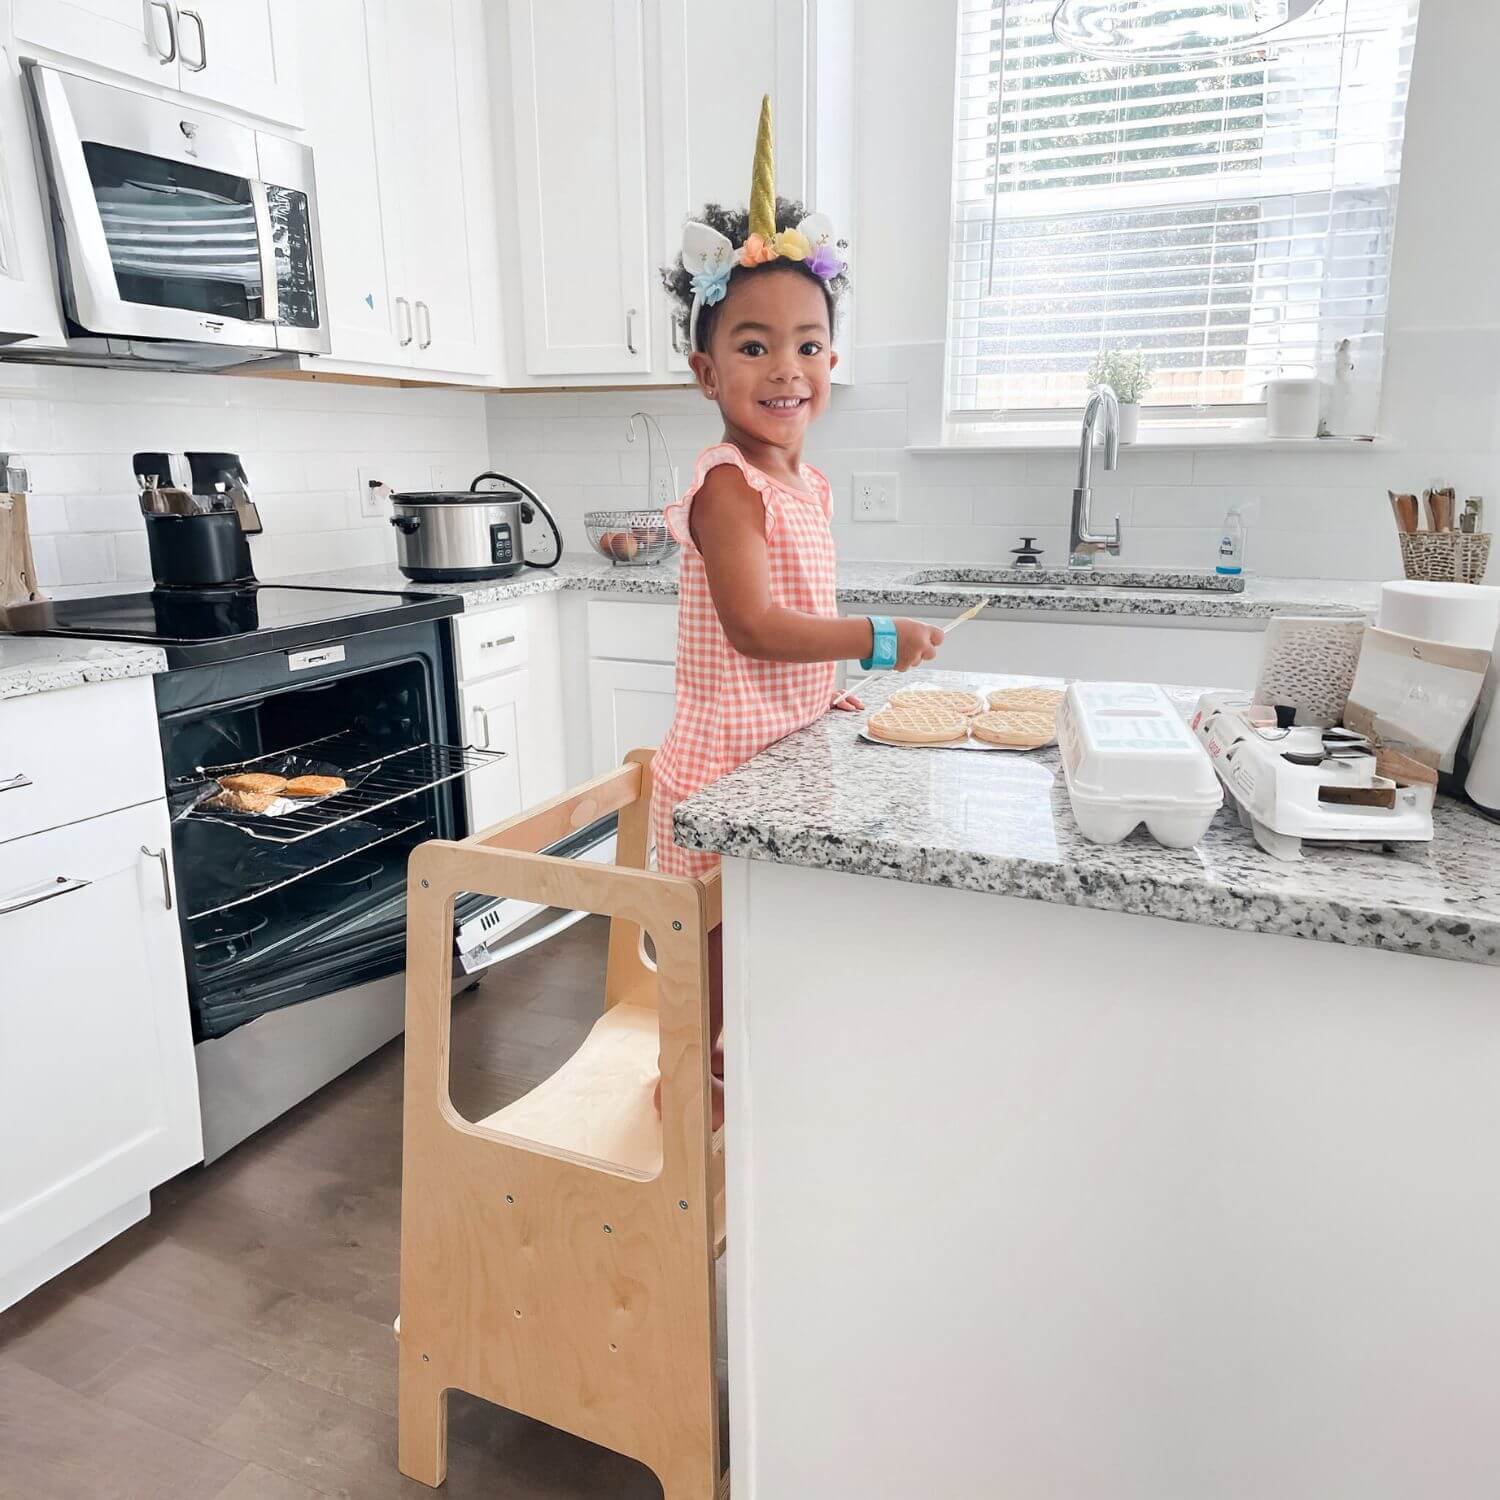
[
  {"xmin": 853, "ymin": 471, "xmax": 901, "ymax": 522},
  {"xmin": 358, "ymin": 466, "xmax": 392, "ymax": 519}
]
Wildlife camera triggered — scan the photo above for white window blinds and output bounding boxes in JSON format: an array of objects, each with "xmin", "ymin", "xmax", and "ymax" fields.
[{"xmin": 945, "ymin": 0, "xmax": 1419, "ymax": 420}]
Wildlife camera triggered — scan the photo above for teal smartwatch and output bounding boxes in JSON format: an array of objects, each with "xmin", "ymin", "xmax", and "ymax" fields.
[{"xmin": 861, "ymin": 615, "xmax": 898, "ymax": 672}]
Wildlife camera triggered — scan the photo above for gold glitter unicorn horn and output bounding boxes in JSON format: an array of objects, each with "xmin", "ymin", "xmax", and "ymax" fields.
[{"xmin": 748, "ymin": 93, "xmax": 775, "ymax": 241}]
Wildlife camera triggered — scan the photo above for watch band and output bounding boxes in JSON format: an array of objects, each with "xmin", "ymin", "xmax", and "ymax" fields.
[{"xmin": 860, "ymin": 615, "xmax": 897, "ymax": 672}]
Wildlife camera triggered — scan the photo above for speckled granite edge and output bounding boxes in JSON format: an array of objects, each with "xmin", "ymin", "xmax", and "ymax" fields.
[
  {"xmin": 0, "ymin": 640, "xmax": 167, "ymax": 701},
  {"xmin": 672, "ymin": 671, "xmax": 1500, "ymax": 969},
  {"xmin": 674, "ymin": 805, "xmax": 1500, "ymax": 968},
  {"xmin": 278, "ymin": 557, "xmax": 1381, "ymax": 621}
]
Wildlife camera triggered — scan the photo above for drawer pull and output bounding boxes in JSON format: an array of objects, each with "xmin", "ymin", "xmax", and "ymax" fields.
[
  {"xmin": 142, "ymin": 845, "xmax": 173, "ymax": 911},
  {"xmin": 0, "ymin": 772, "xmax": 32, "ymax": 794},
  {"xmin": 0, "ymin": 875, "xmax": 91, "ymax": 917},
  {"xmin": 480, "ymin": 635, "xmax": 517, "ymax": 651},
  {"xmin": 472, "ymin": 706, "xmax": 492, "ymax": 749}
]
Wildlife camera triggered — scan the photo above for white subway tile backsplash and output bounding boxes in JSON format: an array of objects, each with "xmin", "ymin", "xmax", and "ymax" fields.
[
  {"xmin": 64, "ymin": 492, "xmax": 144, "ymax": 532},
  {"xmin": 53, "ymin": 532, "xmax": 116, "ymax": 585}
]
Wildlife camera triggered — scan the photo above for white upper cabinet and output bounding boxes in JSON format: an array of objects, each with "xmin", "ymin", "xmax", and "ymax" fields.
[
  {"xmin": 292, "ymin": 0, "xmax": 499, "ymax": 379},
  {"xmin": 12, "ymin": 0, "xmax": 181, "ymax": 88},
  {"xmin": 505, "ymin": 0, "xmax": 653, "ymax": 376},
  {"xmin": 12, "ymin": 0, "xmax": 303, "ymax": 125},
  {"xmin": 173, "ymin": 0, "xmax": 303, "ymax": 127},
  {"xmin": 493, "ymin": 0, "xmax": 851, "ymax": 389}
]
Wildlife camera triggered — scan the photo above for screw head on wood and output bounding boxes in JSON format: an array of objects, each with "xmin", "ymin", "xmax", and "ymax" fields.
[
  {"xmin": 672, "ymin": 920, "xmax": 682, "ymax": 931},
  {"xmin": 505, "ymin": 1193, "xmax": 514, "ymax": 1204},
  {"xmin": 420, "ymin": 878, "xmax": 429, "ymax": 889},
  {"xmin": 603, "ymin": 1224, "xmax": 613, "ymax": 1234},
  {"xmin": 678, "ymin": 1200, "xmax": 689, "ymax": 1211},
  {"xmin": 421, "ymin": 1353, "xmax": 429, "ymax": 1362}
]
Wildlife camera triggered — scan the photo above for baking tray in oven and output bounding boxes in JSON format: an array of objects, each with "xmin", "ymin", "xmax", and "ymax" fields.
[{"xmin": 182, "ymin": 738, "xmax": 504, "ymax": 844}]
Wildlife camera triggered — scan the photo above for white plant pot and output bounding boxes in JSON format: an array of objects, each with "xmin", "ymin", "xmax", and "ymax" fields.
[{"xmin": 1118, "ymin": 403, "xmax": 1140, "ymax": 444}]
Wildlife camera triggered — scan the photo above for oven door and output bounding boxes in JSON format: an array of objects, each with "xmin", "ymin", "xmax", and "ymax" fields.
[{"xmin": 23, "ymin": 62, "xmax": 325, "ymax": 354}]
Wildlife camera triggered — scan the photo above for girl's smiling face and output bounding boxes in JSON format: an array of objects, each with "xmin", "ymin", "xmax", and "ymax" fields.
[{"xmin": 690, "ymin": 265, "xmax": 839, "ymax": 448}]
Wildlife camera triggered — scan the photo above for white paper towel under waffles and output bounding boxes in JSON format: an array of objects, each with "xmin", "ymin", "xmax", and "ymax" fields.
[{"xmin": 1192, "ymin": 691, "xmax": 1435, "ymax": 861}]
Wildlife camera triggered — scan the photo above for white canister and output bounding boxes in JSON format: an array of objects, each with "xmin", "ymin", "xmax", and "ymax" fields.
[{"xmin": 1265, "ymin": 378, "xmax": 1322, "ymax": 439}]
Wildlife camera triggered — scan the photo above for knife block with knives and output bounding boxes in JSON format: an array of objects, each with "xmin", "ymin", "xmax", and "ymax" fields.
[{"xmin": 0, "ymin": 454, "xmax": 44, "ymax": 627}]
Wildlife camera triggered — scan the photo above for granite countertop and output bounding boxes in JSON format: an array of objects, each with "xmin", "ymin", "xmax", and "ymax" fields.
[
  {"xmin": 280, "ymin": 556, "xmax": 1381, "ymax": 621},
  {"xmin": 0, "ymin": 636, "xmax": 166, "ymax": 702},
  {"xmin": 673, "ymin": 669, "xmax": 1500, "ymax": 968}
]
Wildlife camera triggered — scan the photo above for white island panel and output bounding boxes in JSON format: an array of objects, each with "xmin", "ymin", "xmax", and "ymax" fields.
[{"xmin": 723, "ymin": 856, "xmax": 1500, "ymax": 1499}]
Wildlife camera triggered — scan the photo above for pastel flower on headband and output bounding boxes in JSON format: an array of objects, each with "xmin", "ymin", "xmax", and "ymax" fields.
[
  {"xmin": 738, "ymin": 233, "xmax": 776, "ymax": 267},
  {"xmin": 691, "ymin": 266, "xmax": 732, "ymax": 306},
  {"xmin": 771, "ymin": 227, "xmax": 811, "ymax": 261},
  {"xmin": 804, "ymin": 243, "xmax": 845, "ymax": 280}
]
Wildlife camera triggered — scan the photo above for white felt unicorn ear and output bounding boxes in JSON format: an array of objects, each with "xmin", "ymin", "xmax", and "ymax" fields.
[
  {"xmin": 796, "ymin": 212, "xmax": 837, "ymax": 248},
  {"xmin": 682, "ymin": 221, "xmax": 735, "ymax": 276}
]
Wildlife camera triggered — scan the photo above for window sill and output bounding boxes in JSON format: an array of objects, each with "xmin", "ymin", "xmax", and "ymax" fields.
[{"xmin": 911, "ymin": 419, "xmax": 1383, "ymax": 455}]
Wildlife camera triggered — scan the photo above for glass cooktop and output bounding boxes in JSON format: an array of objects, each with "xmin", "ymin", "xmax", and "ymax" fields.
[{"xmin": 4, "ymin": 584, "xmax": 461, "ymax": 667}]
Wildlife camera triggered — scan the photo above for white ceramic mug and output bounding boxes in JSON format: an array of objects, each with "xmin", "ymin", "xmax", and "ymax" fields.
[{"xmin": 1265, "ymin": 377, "xmax": 1322, "ymax": 439}]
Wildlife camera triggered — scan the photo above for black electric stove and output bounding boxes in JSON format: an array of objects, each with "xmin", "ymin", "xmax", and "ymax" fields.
[{"xmin": 3, "ymin": 583, "xmax": 462, "ymax": 667}]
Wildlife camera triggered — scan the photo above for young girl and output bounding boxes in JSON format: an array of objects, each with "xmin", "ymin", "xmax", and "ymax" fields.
[{"xmin": 653, "ymin": 99, "xmax": 944, "ymax": 1114}]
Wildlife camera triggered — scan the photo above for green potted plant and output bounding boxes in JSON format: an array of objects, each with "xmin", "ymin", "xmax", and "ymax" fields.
[{"xmin": 1086, "ymin": 349, "xmax": 1153, "ymax": 443}]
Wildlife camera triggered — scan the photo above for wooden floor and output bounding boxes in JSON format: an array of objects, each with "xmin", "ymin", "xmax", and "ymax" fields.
[{"xmin": 0, "ymin": 917, "xmax": 727, "ymax": 1499}]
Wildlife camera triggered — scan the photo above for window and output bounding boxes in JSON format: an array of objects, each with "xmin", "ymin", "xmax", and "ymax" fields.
[{"xmin": 944, "ymin": 0, "xmax": 1419, "ymax": 430}]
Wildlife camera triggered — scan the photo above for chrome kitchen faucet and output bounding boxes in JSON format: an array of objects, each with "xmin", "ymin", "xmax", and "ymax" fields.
[{"xmin": 1070, "ymin": 383, "xmax": 1122, "ymax": 565}]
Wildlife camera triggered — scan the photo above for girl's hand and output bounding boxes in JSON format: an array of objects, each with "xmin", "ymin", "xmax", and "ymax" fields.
[
  {"xmin": 894, "ymin": 618, "xmax": 944, "ymax": 670},
  {"xmin": 831, "ymin": 692, "xmax": 864, "ymax": 712}
]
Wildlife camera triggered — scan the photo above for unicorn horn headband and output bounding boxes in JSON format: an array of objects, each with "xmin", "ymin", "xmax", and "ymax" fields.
[{"xmin": 681, "ymin": 93, "xmax": 848, "ymax": 348}]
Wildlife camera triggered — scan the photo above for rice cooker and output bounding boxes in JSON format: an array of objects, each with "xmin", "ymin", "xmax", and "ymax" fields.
[{"xmin": 389, "ymin": 471, "xmax": 563, "ymax": 582}]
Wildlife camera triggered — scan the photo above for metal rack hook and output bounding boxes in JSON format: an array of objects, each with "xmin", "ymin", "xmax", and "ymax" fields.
[{"xmin": 625, "ymin": 411, "xmax": 677, "ymax": 506}]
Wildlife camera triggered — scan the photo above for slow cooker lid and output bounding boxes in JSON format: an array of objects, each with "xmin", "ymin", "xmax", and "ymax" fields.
[{"xmin": 390, "ymin": 489, "xmax": 521, "ymax": 505}]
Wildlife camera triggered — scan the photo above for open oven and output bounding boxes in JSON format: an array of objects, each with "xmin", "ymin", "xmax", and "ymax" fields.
[{"xmin": 155, "ymin": 618, "xmax": 497, "ymax": 1041}]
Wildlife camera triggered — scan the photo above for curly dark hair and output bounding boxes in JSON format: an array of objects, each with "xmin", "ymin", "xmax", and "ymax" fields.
[{"xmin": 661, "ymin": 197, "xmax": 850, "ymax": 354}]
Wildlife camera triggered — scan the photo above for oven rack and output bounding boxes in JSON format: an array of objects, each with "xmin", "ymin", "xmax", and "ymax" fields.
[
  {"xmin": 185, "ymin": 818, "xmax": 426, "ymax": 921},
  {"xmin": 188, "ymin": 741, "xmax": 504, "ymax": 844}
]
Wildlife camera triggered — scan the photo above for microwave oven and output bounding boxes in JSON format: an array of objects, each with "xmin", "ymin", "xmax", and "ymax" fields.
[{"xmin": 5, "ymin": 60, "xmax": 327, "ymax": 370}]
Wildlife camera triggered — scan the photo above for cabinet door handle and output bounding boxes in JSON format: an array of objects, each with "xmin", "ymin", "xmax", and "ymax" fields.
[
  {"xmin": 395, "ymin": 296, "xmax": 413, "ymax": 347},
  {"xmin": 416, "ymin": 299, "xmax": 432, "ymax": 350},
  {"xmin": 480, "ymin": 635, "xmax": 516, "ymax": 651},
  {"xmin": 472, "ymin": 705, "xmax": 492, "ymax": 750},
  {"xmin": 0, "ymin": 875, "xmax": 91, "ymax": 918},
  {"xmin": 144, "ymin": 0, "xmax": 177, "ymax": 62},
  {"xmin": 141, "ymin": 845, "xmax": 173, "ymax": 911},
  {"xmin": 625, "ymin": 307, "xmax": 638, "ymax": 355},
  {"xmin": 0, "ymin": 772, "xmax": 32, "ymax": 793},
  {"xmin": 179, "ymin": 6, "xmax": 207, "ymax": 70}
]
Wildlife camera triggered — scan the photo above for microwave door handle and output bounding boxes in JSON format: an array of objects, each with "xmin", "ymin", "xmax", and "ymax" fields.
[{"xmin": 249, "ymin": 178, "xmax": 278, "ymax": 326}]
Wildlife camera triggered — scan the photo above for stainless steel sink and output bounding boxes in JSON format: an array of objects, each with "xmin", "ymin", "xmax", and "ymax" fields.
[{"xmin": 896, "ymin": 566, "xmax": 1245, "ymax": 594}]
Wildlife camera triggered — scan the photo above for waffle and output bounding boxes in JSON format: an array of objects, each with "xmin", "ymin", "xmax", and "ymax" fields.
[
  {"xmin": 986, "ymin": 686, "xmax": 1066, "ymax": 717},
  {"xmin": 866, "ymin": 702, "xmax": 969, "ymax": 745},
  {"xmin": 218, "ymin": 772, "xmax": 287, "ymax": 795},
  {"xmin": 970, "ymin": 708, "xmax": 1055, "ymax": 749},
  {"xmin": 888, "ymin": 687, "xmax": 985, "ymax": 717}
]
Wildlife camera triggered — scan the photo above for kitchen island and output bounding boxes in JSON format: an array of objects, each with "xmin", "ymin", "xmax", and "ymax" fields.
[{"xmin": 675, "ymin": 671, "xmax": 1500, "ymax": 1500}]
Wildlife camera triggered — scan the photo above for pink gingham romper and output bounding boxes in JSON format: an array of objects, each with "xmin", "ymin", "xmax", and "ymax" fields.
[{"xmin": 651, "ymin": 443, "xmax": 839, "ymax": 878}]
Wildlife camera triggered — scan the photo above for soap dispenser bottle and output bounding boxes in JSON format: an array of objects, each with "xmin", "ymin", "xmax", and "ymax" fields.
[{"xmin": 1216, "ymin": 506, "xmax": 1246, "ymax": 575}]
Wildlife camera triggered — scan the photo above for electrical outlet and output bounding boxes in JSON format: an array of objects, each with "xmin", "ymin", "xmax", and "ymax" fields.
[
  {"xmin": 651, "ymin": 466, "xmax": 680, "ymax": 509},
  {"xmin": 358, "ymin": 466, "xmax": 392, "ymax": 519},
  {"xmin": 853, "ymin": 472, "xmax": 900, "ymax": 522}
]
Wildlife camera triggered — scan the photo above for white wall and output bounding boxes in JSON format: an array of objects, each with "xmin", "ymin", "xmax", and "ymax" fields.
[
  {"xmin": 0, "ymin": 366, "xmax": 487, "ymax": 587},
  {"xmin": 487, "ymin": 0, "xmax": 1500, "ymax": 583}
]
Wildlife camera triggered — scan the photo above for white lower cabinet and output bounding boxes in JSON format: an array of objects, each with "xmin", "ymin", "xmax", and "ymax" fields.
[
  {"xmin": 0, "ymin": 800, "xmax": 201, "ymax": 1311},
  {"xmin": 459, "ymin": 668, "xmax": 528, "ymax": 831},
  {"xmin": 588, "ymin": 658, "xmax": 677, "ymax": 772}
]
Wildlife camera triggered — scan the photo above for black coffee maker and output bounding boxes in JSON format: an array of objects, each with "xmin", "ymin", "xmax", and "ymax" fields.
[{"xmin": 134, "ymin": 452, "xmax": 263, "ymax": 589}]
